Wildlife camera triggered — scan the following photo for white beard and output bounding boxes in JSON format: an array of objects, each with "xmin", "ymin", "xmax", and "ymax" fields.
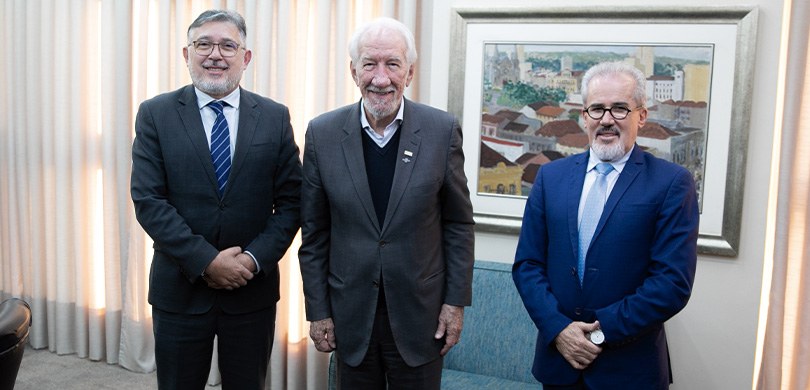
[{"xmin": 591, "ymin": 138, "xmax": 626, "ymax": 162}]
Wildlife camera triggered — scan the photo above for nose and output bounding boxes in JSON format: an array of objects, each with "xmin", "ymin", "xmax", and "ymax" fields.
[
  {"xmin": 208, "ymin": 44, "xmax": 224, "ymax": 59},
  {"xmin": 371, "ymin": 68, "xmax": 391, "ymax": 87},
  {"xmin": 599, "ymin": 111, "xmax": 617, "ymax": 126}
]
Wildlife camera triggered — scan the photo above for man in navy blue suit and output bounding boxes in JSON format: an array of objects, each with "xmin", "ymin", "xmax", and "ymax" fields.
[{"xmin": 513, "ymin": 61, "xmax": 699, "ymax": 389}]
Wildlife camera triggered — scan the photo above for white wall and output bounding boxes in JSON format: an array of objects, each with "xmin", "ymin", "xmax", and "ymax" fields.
[{"xmin": 423, "ymin": 1, "xmax": 783, "ymax": 389}]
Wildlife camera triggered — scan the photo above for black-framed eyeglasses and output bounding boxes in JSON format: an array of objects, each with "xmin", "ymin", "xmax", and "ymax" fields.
[
  {"xmin": 583, "ymin": 105, "xmax": 641, "ymax": 120},
  {"xmin": 189, "ymin": 40, "xmax": 243, "ymax": 57}
]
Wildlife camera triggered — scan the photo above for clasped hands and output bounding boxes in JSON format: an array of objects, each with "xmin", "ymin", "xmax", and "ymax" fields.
[
  {"xmin": 554, "ymin": 321, "xmax": 603, "ymax": 370},
  {"xmin": 308, "ymin": 304, "xmax": 464, "ymax": 356},
  {"xmin": 202, "ymin": 246, "xmax": 255, "ymax": 290}
]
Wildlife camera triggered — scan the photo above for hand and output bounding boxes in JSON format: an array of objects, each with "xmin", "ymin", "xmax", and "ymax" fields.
[
  {"xmin": 309, "ymin": 318, "xmax": 336, "ymax": 352},
  {"xmin": 554, "ymin": 321, "xmax": 603, "ymax": 370},
  {"xmin": 434, "ymin": 304, "xmax": 464, "ymax": 356},
  {"xmin": 202, "ymin": 246, "xmax": 254, "ymax": 290},
  {"xmin": 235, "ymin": 252, "xmax": 257, "ymax": 273}
]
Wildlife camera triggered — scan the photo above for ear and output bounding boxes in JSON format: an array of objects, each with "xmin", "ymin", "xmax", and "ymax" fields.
[
  {"xmin": 183, "ymin": 46, "xmax": 190, "ymax": 64},
  {"xmin": 350, "ymin": 61, "xmax": 360, "ymax": 86},
  {"xmin": 405, "ymin": 63, "xmax": 415, "ymax": 87},
  {"xmin": 637, "ymin": 106, "xmax": 648, "ymax": 128},
  {"xmin": 241, "ymin": 49, "xmax": 253, "ymax": 70}
]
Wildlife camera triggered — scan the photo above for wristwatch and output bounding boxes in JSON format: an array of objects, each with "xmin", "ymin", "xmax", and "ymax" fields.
[{"xmin": 588, "ymin": 329, "xmax": 605, "ymax": 345}]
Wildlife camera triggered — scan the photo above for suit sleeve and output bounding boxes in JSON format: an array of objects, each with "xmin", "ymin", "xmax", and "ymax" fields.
[
  {"xmin": 242, "ymin": 106, "xmax": 302, "ymax": 271},
  {"xmin": 440, "ymin": 120, "xmax": 475, "ymax": 307},
  {"xmin": 595, "ymin": 169, "xmax": 699, "ymax": 343},
  {"xmin": 513, "ymin": 167, "xmax": 574, "ymax": 347},
  {"xmin": 130, "ymin": 101, "xmax": 219, "ymax": 280},
  {"xmin": 298, "ymin": 124, "xmax": 333, "ymax": 321}
]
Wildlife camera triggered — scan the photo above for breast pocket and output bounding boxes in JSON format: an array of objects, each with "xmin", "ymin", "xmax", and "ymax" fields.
[
  {"xmin": 407, "ymin": 179, "xmax": 441, "ymax": 197},
  {"xmin": 611, "ymin": 203, "xmax": 659, "ymax": 242}
]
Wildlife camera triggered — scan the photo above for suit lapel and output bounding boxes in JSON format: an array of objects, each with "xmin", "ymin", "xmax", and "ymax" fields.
[
  {"xmin": 341, "ymin": 102, "xmax": 382, "ymax": 233},
  {"xmin": 568, "ymin": 152, "xmax": 588, "ymax": 262},
  {"xmin": 382, "ymin": 99, "xmax": 421, "ymax": 235},
  {"xmin": 228, "ymin": 88, "xmax": 259, "ymax": 196},
  {"xmin": 176, "ymin": 86, "xmax": 219, "ymax": 192},
  {"xmin": 591, "ymin": 146, "xmax": 644, "ymax": 242}
]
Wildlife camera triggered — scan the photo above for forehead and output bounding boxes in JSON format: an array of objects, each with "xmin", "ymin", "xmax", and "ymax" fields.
[
  {"xmin": 189, "ymin": 21, "xmax": 242, "ymax": 41},
  {"xmin": 586, "ymin": 73, "xmax": 636, "ymax": 105},
  {"xmin": 358, "ymin": 30, "xmax": 408, "ymax": 60}
]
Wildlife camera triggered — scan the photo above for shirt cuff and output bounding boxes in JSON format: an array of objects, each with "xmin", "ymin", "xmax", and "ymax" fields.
[{"xmin": 243, "ymin": 250, "xmax": 260, "ymax": 274}]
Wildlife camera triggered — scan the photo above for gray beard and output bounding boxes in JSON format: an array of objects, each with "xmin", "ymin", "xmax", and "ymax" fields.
[
  {"xmin": 363, "ymin": 100, "xmax": 397, "ymax": 121},
  {"xmin": 194, "ymin": 78, "xmax": 239, "ymax": 97},
  {"xmin": 591, "ymin": 140, "xmax": 626, "ymax": 162}
]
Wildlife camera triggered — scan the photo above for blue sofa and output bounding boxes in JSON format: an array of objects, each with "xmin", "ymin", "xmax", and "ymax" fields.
[
  {"xmin": 328, "ymin": 260, "xmax": 541, "ymax": 389},
  {"xmin": 440, "ymin": 260, "xmax": 539, "ymax": 389}
]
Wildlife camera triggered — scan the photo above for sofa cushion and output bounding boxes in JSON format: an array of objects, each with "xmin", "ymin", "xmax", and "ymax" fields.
[
  {"xmin": 441, "ymin": 368, "xmax": 540, "ymax": 390},
  {"xmin": 442, "ymin": 260, "xmax": 538, "ymax": 384}
]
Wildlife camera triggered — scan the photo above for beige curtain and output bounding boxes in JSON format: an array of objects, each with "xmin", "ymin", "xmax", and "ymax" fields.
[
  {"xmin": 0, "ymin": 0, "xmax": 424, "ymax": 388},
  {"xmin": 757, "ymin": 0, "xmax": 810, "ymax": 389}
]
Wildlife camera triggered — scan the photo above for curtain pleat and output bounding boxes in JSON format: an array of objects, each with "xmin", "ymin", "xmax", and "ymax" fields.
[
  {"xmin": 0, "ymin": 0, "xmax": 423, "ymax": 388},
  {"xmin": 757, "ymin": 0, "xmax": 810, "ymax": 389}
]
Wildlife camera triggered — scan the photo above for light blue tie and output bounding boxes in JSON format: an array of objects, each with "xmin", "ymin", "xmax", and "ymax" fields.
[
  {"xmin": 209, "ymin": 101, "xmax": 231, "ymax": 195},
  {"xmin": 578, "ymin": 162, "xmax": 614, "ymax": 285}
]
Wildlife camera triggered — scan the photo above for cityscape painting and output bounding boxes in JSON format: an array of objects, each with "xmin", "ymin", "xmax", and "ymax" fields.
[{"xmin": 476, "ymin": 43, "xmax": 713, "ymax": 208}]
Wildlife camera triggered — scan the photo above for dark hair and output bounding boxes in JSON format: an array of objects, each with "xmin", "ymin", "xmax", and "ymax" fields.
[{"xmin": 187, "ymin": 9, "xmax": 247, "ymax": 45}]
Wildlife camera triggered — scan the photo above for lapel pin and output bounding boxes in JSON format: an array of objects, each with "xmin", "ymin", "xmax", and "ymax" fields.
[
  {"xmin": 404, "ymin": 150, "xmax": 413, "ymax": 157},
  {"xmin": 402, "ymin": 157, "xmax": 411, "ymax": 163}
]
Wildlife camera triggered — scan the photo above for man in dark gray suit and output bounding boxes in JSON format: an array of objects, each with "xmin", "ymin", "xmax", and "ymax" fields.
[
  {"xmin": 298, "ymin": 17, "xmax": 475, "ymax": 389},
  {"xmin": 130, "ymin": 9, "xmax": 301, "ymax": 389}
]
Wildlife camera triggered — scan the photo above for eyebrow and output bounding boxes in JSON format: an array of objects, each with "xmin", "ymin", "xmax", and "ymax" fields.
[
  {"xmin": 589, "ymin": 102, "xmax": 631, "ymax": 108},
  {"xmin": 194, "ymin": 34, "xmax": 239, "ymax": 43},
  {"xmin": 360, "ymin": 54, "xmax": 404, "ymax": 62}
]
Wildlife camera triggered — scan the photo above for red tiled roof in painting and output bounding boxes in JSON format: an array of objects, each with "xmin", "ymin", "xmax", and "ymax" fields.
[
  {"xmin": 479, "ymin": 142, "xmax": 517, "ymax": 168},
  {"xmin": 536, "ymin": 106, "xmax": 566, "ymax": 117},
  {"xmin": 558, "ymin": 132, "xmax": 589, "ymax": 148},
  {"xmin": 639, "ymin": 122, "xmax": 679, "ymax": 140},
  {"xmin": 481, "ymin": 135, "xmax": 523, "ymax": 147},
  {"xmin": 536, "ymin": 119, "xmax": 582, "ymax": 138}
]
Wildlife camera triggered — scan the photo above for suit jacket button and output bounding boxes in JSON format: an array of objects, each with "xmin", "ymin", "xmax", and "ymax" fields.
[
  {"xmin": 372, "ymin": 280, "xmax": 379, "ymax": 288},
  {"xmin": 575, "ymin": 308, "xmax": 583, "ymax": 316},
  {"xmin": 378, "ymin": 241, "xmax": 387, "ymax": 247}
]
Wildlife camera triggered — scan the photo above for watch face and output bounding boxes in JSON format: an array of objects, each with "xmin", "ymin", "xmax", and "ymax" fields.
[{"xmin": 589, "ymin": 329, "xmax": 605, "ymax": 345}]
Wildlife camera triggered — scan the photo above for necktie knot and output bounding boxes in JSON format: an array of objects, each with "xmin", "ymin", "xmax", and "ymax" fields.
[
  {"xmin": 595, "ymin": 162, "xmax": 614, "ymax": 176},
  {"xmin": 208, "ymin": 100, "xmax": 227, "ymax": 114}
]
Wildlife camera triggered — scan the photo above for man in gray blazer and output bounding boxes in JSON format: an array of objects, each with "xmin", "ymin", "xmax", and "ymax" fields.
[
  {"xmin": 130, "ymin": 10, "xmax": 301, "ymax": 389},
  {"xmin": 298, "ymin": 17, "xmax": 475, "ymax": 389}
]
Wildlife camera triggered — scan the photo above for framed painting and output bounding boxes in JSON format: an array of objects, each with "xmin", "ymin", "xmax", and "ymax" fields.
[{"xmin": 448, "ymin": 7, "xmax": 758, "ymax": 256}]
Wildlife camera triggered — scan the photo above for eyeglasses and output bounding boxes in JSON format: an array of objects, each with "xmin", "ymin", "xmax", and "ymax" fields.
[
  {"xmin": 583, "ymin": 105, "xmax": 641, "ymax": 120},
  {"xmin": 189, "ymin": 40, "xmax": 243, "ymax": 57}
]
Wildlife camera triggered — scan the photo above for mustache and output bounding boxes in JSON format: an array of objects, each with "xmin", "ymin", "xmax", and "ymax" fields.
[
  {"xmin": 203, "ymin": 61, "xmax": 228, "ymax": 69},
  {"xmin": 596, "ymin": 126, "xmax": 620, "ymax": 136},
  {"xmin": 367, "ymin": 86, "xmax": 395, "ymax": 94}
]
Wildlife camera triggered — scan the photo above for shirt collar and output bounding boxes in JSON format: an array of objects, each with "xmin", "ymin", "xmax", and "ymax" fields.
[
  {"xmin": 195, "ymin": 87, "xmax": 241, "ymax": 110},
  {"xmin": 587, "ymin": 145, "xmax": 634, "ymax": 173},
  {"xmin": 359, "ymin": 98, "xmax": 405, "ymax": 135}
]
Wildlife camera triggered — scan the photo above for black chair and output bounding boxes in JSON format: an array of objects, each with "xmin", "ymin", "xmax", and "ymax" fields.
[{"xmin": 0, "ymin": 298, "xmax": 31, "ymax": 390}]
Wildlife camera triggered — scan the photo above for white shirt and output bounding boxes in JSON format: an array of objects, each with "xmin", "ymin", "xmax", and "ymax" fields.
[
  {"xmin": 360, "ymin": 98, "xmax": 405, "ymax": 147},
  {"xmin": 577, "ymin": 147, "xmax": 633, "ymax": 225},
  {"xmin": 194, "ymin": 87, "xmax": 260, "ymax": 273},
  {"xmin": 195, "ymin": 87, "xmax": 241, "ymax": 160}
]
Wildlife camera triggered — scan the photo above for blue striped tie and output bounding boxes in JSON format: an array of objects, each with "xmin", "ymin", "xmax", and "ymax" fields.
[
  {"xmin": 578, "ymin": 162, "xmax": 614, "ymax": 285},
  {"xmin": 208, "ymin": 101, "xmax": 231, "ymax": 195}
]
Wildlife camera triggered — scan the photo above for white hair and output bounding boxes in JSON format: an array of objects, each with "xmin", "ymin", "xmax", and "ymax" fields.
[{"xmin": 348, "ymin": 17, "xmax": 417, "ymax": 64}]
